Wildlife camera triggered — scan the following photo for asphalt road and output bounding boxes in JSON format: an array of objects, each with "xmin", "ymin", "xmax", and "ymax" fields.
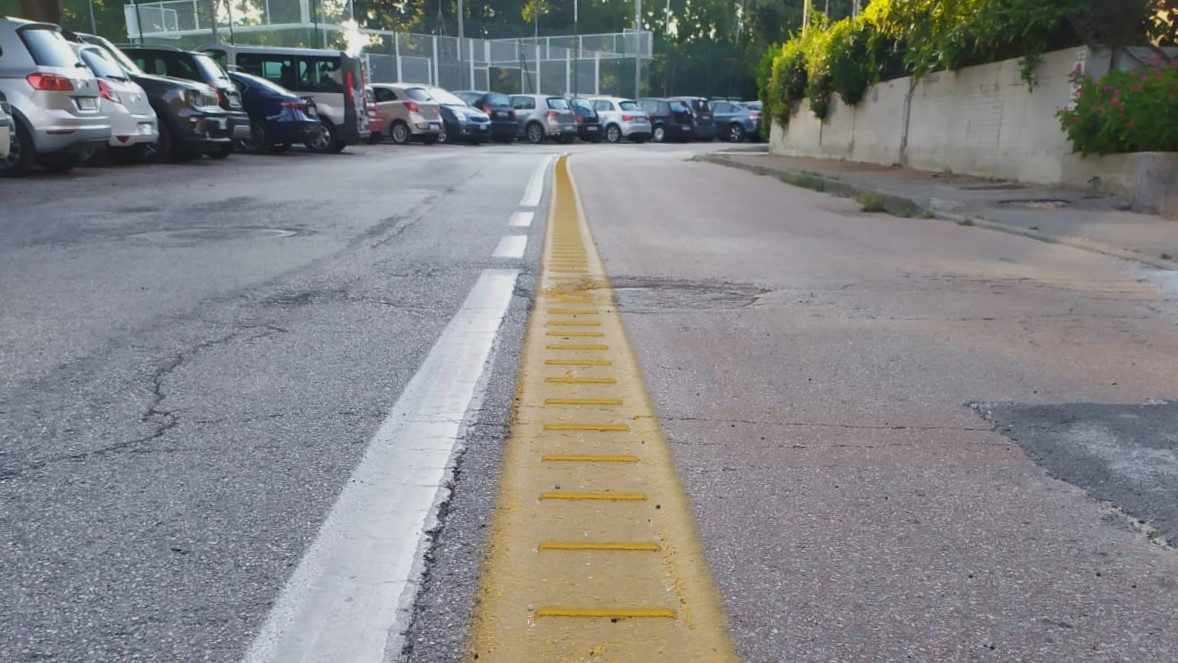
[{"xmin": 4, "ymin": 141, "xmax": 1178, "ymax": 663}]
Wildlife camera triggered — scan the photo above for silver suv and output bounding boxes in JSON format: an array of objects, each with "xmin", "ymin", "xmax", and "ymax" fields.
[
  {"xmin": 509, "ymin": 94, "xmax": 576, "ymax": 144},
  {"xmin": 0, "ymin": 17, "xmax": 109, "ymax": 175}
]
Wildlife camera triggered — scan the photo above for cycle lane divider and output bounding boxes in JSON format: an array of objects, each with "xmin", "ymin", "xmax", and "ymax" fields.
[{"xmin": 465, "ymin": 155, "xmax": 739, "ymax": 662}]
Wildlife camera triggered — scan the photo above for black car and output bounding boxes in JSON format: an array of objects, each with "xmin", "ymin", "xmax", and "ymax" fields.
[
  {"xmin": 454, "ymin": 90, "xmax": 517, "ymax": 144},
  {"xmin": 122, "ymin": 45, "xmax": 251, "ymax": 158},
  {"xmin": 636, "ymin": 98, "xmax": 694, "ymax": 143},
  {"xmin": 569, "ymin": 98, "xmax": 603, "ymax": 143},
  {"xmin": 427, "ymin": 87, "xmax": 491, "ymax": 145},
  {"xmin": 668, "ymin": 96, "xmax": 716, "ymax": 141},
  {"xmin": 71, "ymin": 32, "xmax": 233, "ymax": 162}
]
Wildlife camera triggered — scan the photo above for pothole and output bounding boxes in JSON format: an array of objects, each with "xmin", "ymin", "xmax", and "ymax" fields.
[
  {"xmin": 610, "ymin": 277, "xmax": 768, "ymax": 311},
  {"xmin": 128, "ymin": 227, "xmax": 301, "ymax": 243},
  {"xmin": 998, "ymin": 198, "xmax": 1071, "ymax": 209}
]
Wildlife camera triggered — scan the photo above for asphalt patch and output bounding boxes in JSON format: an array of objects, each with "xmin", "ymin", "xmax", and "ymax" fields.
[{"xmin": 974, "ymin": 400, "xmax": 1178, "ymax": 546}]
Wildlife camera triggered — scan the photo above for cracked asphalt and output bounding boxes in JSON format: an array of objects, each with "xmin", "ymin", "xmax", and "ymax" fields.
[{"xmin": 6, "ymin": 140, "xmax": 1178, "ymax": 663}]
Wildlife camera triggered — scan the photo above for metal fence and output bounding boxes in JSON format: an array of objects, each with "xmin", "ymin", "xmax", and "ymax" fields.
[{"xmin": 125, "ymin": 0, "xmax": 652, "ymax": 97}]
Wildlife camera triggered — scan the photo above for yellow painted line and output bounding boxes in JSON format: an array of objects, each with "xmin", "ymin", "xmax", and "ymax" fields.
[
  {"xmin": 540, "ymin": 492, "xmax": 647, "ymax": 501},
  {"xmin": 541, "ymin": 453, "xmax": 639, "ymax": 463},
  {"xmin": 539, "ymin": 541, "xmax": 660, "ymax": 551},
  {"xmin": 545, "ymin": 320, "xmax": 602, "ymax": 327},
  {"xmin": 466, "ymin": 155, "xmax": 738, "ymax": 663},
  {"xmin": 544, "ymin": 359, "xmax": 613, "ymax": 366},
  {"xmin": 544, "ymin": 377, "xmax": 617, "ymax": 385},
  {"xmin": 544, "ymin": 423, "xmax": 630, "ymax": 432},
  {"xmin": 534, "ymin": 608, "xmax": 678, "ymax": 619},
  {"xmin": 544, "ymin": 331, "xmax": 604, "ymax": 337}
]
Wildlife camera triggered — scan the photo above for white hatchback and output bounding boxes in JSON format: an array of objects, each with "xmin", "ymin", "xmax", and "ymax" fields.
[
  {"xmin": 588, "ymin": 96, "xmax": 652, "ymax": 144},
  {"xmin": 73, "ymin": 44, "xmax": 158, "ymax": 156}
]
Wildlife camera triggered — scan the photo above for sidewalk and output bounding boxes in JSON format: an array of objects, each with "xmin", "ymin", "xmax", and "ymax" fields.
[{"xmin": 700, "ymin": 150, "xmax": 1178, "ymax": 270}]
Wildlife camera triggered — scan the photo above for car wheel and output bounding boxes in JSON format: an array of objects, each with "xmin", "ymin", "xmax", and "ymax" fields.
[
  {"xmin": 390, "ymin": 121, "xmax": 411, "ymax": 145},
  {"xmin": 437, "ymin": 129, "xmax": 449, "ymax": 144},
  {"xmin": 238, "ymin": 119, "xmax": 268, "ymax": 154},
  {"xmin": 526, "ymin": 122, "xmax": 545, "ymax": 144},
  {"xmin": 304, "ymin": 120, "xmax": 337, "ymax": 153},
  {"xmin": 37, "ymin": 152, "xmax": 82, "ymax": 173},
  {"xmin": 1, "ymin": 120, "xmax": 36, "ymax": 177},
  {"xmin": 605, "ymin": 124, "xmax": 622, "ymax": 143},
  {"xmin": 652, "ymin": 124, "xmax": 666, "ymax": 143},
  {"xmin": 139, "ymin": 119, "xmax": 171, "ymax": 163},
  {"xmin": 727, "ymin": 123, "xmax": 746, "ymax": 143},
  {"xmin": 206, "ymin": 144, "xmax": 233, "ymax": 160}
]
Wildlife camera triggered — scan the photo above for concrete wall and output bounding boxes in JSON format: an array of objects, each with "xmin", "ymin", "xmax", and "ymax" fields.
[{"xmin": 769, "ymin": 47, "xmax": 1114, "ymax": 185}]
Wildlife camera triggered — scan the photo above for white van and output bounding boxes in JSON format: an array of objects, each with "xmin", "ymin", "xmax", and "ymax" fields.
[{"xmin": 203, "ymin": 44, "xmax": 369, "ymax": 152}]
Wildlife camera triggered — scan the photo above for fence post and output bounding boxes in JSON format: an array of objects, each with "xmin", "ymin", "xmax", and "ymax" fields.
[
  {"xmin": 565, "ymin": 49, "xmax": 571, "ymax": 95},
  {"xmin": 432, "ymin": 35, "xmax": 439, "ymax": 86},
  {"xmin": 469, "ymin": 38, "xmax": 476, "ymax": 90},
  {"xmin": 594, "ymin": 53, "xmax": 600, "ymax": 95},
  {"xmin": 535, "ymin": 43, "xmax": 542, "ymax": 93},
  {"xmin": 395, "ymin": 32, "xmax": 403, "ymax": 82}
]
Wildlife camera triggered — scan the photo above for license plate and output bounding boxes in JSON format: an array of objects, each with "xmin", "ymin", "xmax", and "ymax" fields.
[
  {"xmin": 213, "ymin": 118, "xmax": 227, "ymax": 130},
  {"xmin": 232, "ymin": 124, "xmax": 251, "ymax": 139},
  {"xmin": 430, "ymin": 123, "xmax": 440, "ymax": 130},
  {"xmin": 587, "ymin": 125, "xmax": 599, "ymax": 131},
  {"xmin": 77, "ymin": 97, "xmax": 97, "ymax": 110}
]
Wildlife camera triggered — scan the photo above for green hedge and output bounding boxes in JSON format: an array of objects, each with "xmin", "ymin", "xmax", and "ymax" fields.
[{"xmin": 758, "ymin": 0, "xmax": 1115, "ymax": 124}]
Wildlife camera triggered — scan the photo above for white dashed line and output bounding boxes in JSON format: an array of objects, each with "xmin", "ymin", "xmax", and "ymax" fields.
[
  {"xmin": 520, "ymin": 155, "xmax": 556, "ymax": 207},
  {"xmin": 509, "ymin": 211, "xmax": 535, "ymax": 228},
  {"xmin": 493, "ymin": 235, "xmax": 528, "ymax": 259},
  {"xmin": 241, "ymin": 270, "xmax": 519, "ymax": 663}
]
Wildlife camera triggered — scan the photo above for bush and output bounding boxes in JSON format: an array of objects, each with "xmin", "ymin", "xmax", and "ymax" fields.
[
  {"xmin": 766, "ymin": 39, "xmax": 808, "ymax": 125},
  {"xmin": 827, "ymin": 18, "xmax": 872, "ymax": 105},
  {"xmin": 803, "ymin": 18, "xmax": 834, "ymax": 118},
  {"xmin": 1057, "ymin": 58, "xmax": 1178, "ymax": 155}
]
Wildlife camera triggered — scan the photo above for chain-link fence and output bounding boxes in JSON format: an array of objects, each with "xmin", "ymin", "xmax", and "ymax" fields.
[{"xmin": 124, "ymin": 0, "xmax": 652, "ymax": 97}]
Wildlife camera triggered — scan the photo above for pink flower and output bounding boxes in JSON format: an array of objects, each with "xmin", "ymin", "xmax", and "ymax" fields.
[
  {"xmin": 1128, "ymin": 120, "xmax": 1136, "ymax": 127},
  {"xmin": 1110, "ymin": 97, "xmax": 1119, "ymax": 106}
]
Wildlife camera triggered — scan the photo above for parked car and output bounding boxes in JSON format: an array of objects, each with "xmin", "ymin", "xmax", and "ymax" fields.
[
  {"xmin": 741, "ymin": 101, "xmax": 764, "ymax": 140},
  {"xmin": 228, "ymin": 71, "xmax": 321, "ymax": 154},
  {"xmin": 121, "ymin": 45, "xmax": 248, "ymax": 159},
  {"xmin": 588, "ymin": 96, "xmax": 651, "ymax": 144},
  {"xmin": 204, "ymin": 44, "xmax": 369, "ymax": 152},
  {"xmin": 710, "ymin": 99, "xmax": 760, "ymax": 143},
  {"xmin": 0, "ymin": 91, "xmax": 12, "ymax": 162},
  {"xmin": 0, "ymin": 17, "xmax": 109, "ymax": 176},
  {"xmin": 636, "ymin": 98, "xmax": 694, "ymax": 143},
  {"xmin": 509, "ymin": 94, "xmax": 576, "ymax": 144},
  {"xmin": 368, "ymin": 83, "xmax": 442, "ymax": 144},
  {"xmin": 72, "ymin": 43, "xmax": 158, "ymax": 160},
  {"xmin": 364, "ymin": 86, "xmax": 384, "ymax": 144},
  {"xmin": 668, "ymin": 96, "xmax": 716, "ymax": 141},
  {"xmin": 568, "ymin": 97, "xmax": 603, "ymax": 143},
  {"xmin": 427, "ymin": 86, "xmax": 490, "ymax": 144},
  {"xmin": 72, "ymin": 32, "xmax": 232, "ymax": 162},
  {"xmin": 454, "ymin": 90, "xmax": 516, "ymax": 143}
]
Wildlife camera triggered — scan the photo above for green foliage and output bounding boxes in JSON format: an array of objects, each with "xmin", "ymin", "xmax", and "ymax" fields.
[
  {"xmin": 802, "ymin": 15, "xmax": 833, "ymax": 118},
  {"xmin": 827, "ymin": 18, "xmax": 871, "ymax": 106},
  {"xmin": 1057, "ymin": 58, "xmax": 1178, "ymax": 155},
  {"xmin": 765, "ymin": 39, "xmax": 807, "ymax": 125}
]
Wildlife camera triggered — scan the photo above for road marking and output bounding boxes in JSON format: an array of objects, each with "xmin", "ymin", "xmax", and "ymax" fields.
[
  {"xmin": 538, "ymin": 542, "xmax": 660, "ymax": 551},
  {"xmin": 493, "ymin": 235, "xmax": 528, "ymax": 259},
  {"xmin": 509, "ymin": 211, "xmax": 534, "ymax": 227},
  {"xmin": 242, "ymin": 269, "xmax": 518, "ymax": 663},
  {"xmin": 519, "ymin": 154, "xmax": 556, "ymax": 207},
  {"xmin": 466, "ymin": 155, "xmax": 738, "ymax": 662},
  {"xmin": 544, "ymin": 360, "xmax": 613, "ymax": 367}
]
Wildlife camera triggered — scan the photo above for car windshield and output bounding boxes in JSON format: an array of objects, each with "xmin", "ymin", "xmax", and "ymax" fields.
[
  {"xmin": 404, "ymin": 87, "xmax": 433, "ymax": 102},
  {"xmin": 240, "ymin": 73, "xmax": 295, "ymax": 97},
  {"xmin": 619, "ymin": 100, "xmax": 640, "ymax": 111},
  {"xmin": 485, "ymin": 92, "xmax": 509, "ymax": 106},
  {"xmin": 193, "ymin": 53, "xmax": 233, "ymax": 86},
  {"xmin": 19, "ymin": 27, "xmax": 79, "ymax": 68},
  {"xmin": 546, "ymin": 98, "xmax": 570, "ymax": 110},
  {"xmin": 670, "ymin": 101, "xmax": 690, "ymax": 112},
  {"xmin": 570, "ymin": 98, "xmax": 592, "ymax": 113},
  {"xmin": 428, "ymin": 88, "xmax": 469, "ymax": 107},
  {"xmin": 82, "ymin": 36, "xmax": 144, "ymax": 75},
  {"xmin": 79, "ymin": 48, "xmax": 127, "ymax": 81}
]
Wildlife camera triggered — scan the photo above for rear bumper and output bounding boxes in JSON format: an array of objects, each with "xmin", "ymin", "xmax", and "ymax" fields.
[
  {"xmin": 577, "ymin": 123, "xmax": 602, "ymax": 140},
  {"xmin": 450, "ymin": 122, "xmax": 491, "ymax": 140},
  {"xmin": 107, "ymin": 107, "xmax": 159, "ymax": 148},
  {"xmin": 228, "ymin": 110, "xmax": 252, "ymax": 140},
  {"xmin": 175, "ymin": 108, "xmax": 233, "ymax": 148},
  {"xmin": 620, "ymin": 120, "xmax": 651, "ymax": 137},
  {"xmin": 269, "ymin": 119, "xmax": 325, "ymax": 144}
]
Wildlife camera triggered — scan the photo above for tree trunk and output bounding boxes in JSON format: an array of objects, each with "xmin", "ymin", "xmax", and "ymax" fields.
[{"xmin": 18, "ymin": 0, "xmax": 64, "ymax": 24}]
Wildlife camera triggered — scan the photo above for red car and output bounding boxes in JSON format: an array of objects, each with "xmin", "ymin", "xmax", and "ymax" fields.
[{"xmin": 365, "ymin": 86, "xmax": 384, "ymax": 143}]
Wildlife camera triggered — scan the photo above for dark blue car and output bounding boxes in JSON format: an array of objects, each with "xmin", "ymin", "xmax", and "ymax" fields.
[{"xmin": 228, "ymin": 71, "xmax": 322, "ymax": 154}]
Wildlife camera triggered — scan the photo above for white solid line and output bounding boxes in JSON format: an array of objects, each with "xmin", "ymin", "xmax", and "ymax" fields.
[
  {"xmin": 493, "ymin": 235, "xmax": 528, "ymax": 259},
  {"xmin": 241, "ymin": 269, "xmax": 519, "ymax": 663},
  {"xmin": 509, "ymin": 211, "xmax": 534, "ymax": 228},
  {"xmin": 519, "ymin": 154, "xmax": 556, "ymax": 208}
]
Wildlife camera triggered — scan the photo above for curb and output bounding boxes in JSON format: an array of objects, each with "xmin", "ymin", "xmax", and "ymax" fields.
[{"xmin": 697, "ymin": 154, "xmax": 1178, "ymax": 272}]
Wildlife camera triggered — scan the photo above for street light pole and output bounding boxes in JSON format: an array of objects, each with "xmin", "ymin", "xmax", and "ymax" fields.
[{"xmin": 634, "ymin": 0, "xmax": 641, "ymax": 98}]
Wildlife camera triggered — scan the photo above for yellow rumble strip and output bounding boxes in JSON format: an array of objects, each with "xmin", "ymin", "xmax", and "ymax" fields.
[{"xmin": 465, "ymin": 155, "xmax": 739, "ymax": 663}]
